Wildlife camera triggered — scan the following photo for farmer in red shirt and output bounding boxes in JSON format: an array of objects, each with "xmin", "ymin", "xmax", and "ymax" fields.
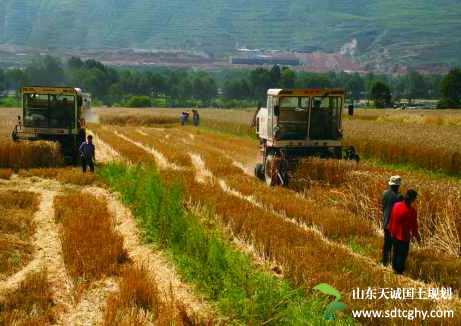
[{"xmin": 388, "ymin": 189, "xmax": 421, "ymax": 274}]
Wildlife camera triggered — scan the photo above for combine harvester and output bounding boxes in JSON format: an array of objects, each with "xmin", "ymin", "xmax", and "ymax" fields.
[
  {"xmin": 254, "ymin": 88, "xmax": 359, "ymax": 186},
  {"xmin": 12, "ymin": 86, "xmax": 91, "ymax": 164}
]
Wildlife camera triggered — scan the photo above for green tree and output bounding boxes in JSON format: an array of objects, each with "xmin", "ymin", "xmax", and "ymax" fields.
[
  {"xmin": 223, "ymin": 79, "xmax": 251, "ymax": 100},
  {"xmin": 126, "ymin": 96, "xmax": 152, "ymax": 108},
  {"xmin": 5, "ymin": 69, "xmax": 27, "ymax": 94},
  {"xmin": 280, "ymin": 67, "xmax": 295, "ymax": 89},
  {"xmin": 345, "ymin": 73, "xmax": 364, "ymax": 103},
  {"xmin": 68, "ymin": 56, "xmax": 84, "ymax": 70},
  {"xmin": 0, "ymin": 68, "xmax": 4, "ymax": 94},
  {"xmin": 106, "ymin": 83, "xmax": 124, "ymax": 105},
  {"xmin": 179, "ymin": 77, "xmax": 194, "ymax": 100},
  {"xmin": 438, "ymin": 68, "xmax": 461, "ymax": 108},
  {"xmin": 426, "ymin": 75, "xmax": 442, "ymax": 99},
  {"xmin": 150, "ymin": 74, "xmax": 167, "ymax": 97},
  {"xmin": 370, "ymin": 80, "xmax": 392, "ymax": 108},
  {"xmin": 270, "ymin": 65, "xmax": 281, "ymax": 87},
  {"xmin": 296, "ymin": 73, "xmax": 331, "ymax": 88},
  {"xmin": 406, "ymin": 70, "xmax": 427, "ymax": 103},
  {"xmin": 25, "ymin": 55, "xmax": 66, "ymax": 86},
  {"xmin": 249, "ymin": 68, "xmax": 271, "ymax": 101},
  {"xmin": 196, "ymin": 75, "xmax": 217, "ymax": 104}
]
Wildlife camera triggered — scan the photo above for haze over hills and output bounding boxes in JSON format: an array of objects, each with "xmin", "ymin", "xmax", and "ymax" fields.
[{"xmin": 1, "ymin": 0, "xmax": 461, "ymax": 70}]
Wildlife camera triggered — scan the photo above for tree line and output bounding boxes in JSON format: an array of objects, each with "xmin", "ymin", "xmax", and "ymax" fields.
[{"xmin": 0, "ymin": 55, "xmax": 460, "ymax": 108}]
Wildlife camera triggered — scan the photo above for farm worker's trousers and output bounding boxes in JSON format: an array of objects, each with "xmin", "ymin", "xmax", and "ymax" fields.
[
  {"xmin": 81, "ymin": 156, "xmax": 94, "ymax": 173},
  {"xmin": 392, "ymin": 239, "xmax": 409, "ymax": 274},
  {"xmin": 382, "ymin": 229, "xmax": 393, "ymax": 266}
]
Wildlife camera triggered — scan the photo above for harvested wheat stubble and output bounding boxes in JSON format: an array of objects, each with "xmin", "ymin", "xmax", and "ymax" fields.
[
  {"xmin": 164, "ymin": 157, "xmax": 456, "ymax": 322},
  {"xmin": 61, "ymin": 277, "xmax": 119, "ymax": 326},
  {"xmin": 0, "ymin": 191, "xmax": 37, "ymax": 280},
  {"xmin": 95, "ymin": 127, "xmax": 460, "ymax": 322},
  {"xmin": 114, "ymin": 130, "xmax": 178, "ymax": 170},
  {"xmin": 103, "ymin": 266, "xmax": 194, "ymax": 326},
  {"xmin": 129, "ymin": 127, "xmax": 376, "ymax": 241},
  {"xmin": 86, "ymin": 128, "xmax": 120, "ymax": 163},
  {"xmin": 89, "ymin": 124, "xmax": 155, "ymax": 163},
  {"xmin": 85, "ymin": 185, "xmax": 212, "ymax": 322},
  {"xmin": 19, "ymin": 167, "xmax": 97, "ymax": 185},
  {"xmin": 51, "ymin": 175, "xmax": 198, "ymax": 324},
  {"xmin": 54, "ymin": 191, "xmax": 128, "ymax": 281},
  {"xmin": 156, "ymin": 125, "xmax": 461, "ymax": 292},
  {"xmin": 167, "ymin": 128, "xmax": 461, "ymax": 304},
  {"xmin": 0, "ymin": 269, "xmax": 55, "ymax": 325},
  {"xmin": 0, "ymin": 178, "xmax": 76, "ymax": 324}
]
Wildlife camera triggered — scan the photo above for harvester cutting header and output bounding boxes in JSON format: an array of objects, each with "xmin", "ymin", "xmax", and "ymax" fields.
[
  {"xmin": 254, "ymin": 88, "xmax": 359, "ymax": 186},
  {"xmin": 12, "ymin": 86, "xmax": 91, "ymax": 164}
]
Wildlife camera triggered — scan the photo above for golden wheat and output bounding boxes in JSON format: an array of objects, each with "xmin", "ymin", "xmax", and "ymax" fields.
[
  {"xmin": 54, "ymin": 192, "xmax": 128, "ymax": 281},
  {"xmin": 0, "ymin": 141, "xmax": 62, "ymax": 170}
]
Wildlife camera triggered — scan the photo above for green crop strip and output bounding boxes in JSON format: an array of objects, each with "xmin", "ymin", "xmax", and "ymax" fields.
[{"xmin": 98, "ymin": 163, "xmax": 354, "ymax": 324}]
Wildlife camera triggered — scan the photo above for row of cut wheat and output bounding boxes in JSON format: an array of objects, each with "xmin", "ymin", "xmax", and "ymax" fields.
[
  {"xmin": 55, "ymin": 190, "xmax": 196, "ymax": 325},
  {"xmin": 93, "ymin": 126, "xmax": 455, "ymax": 321},
  {"xmin": 132, "ymin": 125, "xmax": 461, "ymax": 293}
]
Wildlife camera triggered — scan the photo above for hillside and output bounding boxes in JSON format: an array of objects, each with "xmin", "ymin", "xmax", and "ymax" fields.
[{"xmin": 1, "ymin": 0, "xmax": 461, "ymax": 69}]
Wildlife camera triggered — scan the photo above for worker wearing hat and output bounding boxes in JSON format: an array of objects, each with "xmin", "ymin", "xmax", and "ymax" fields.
[{"xmin": 381, "ymin": 176, "xmax": 403, "ymax": 266}]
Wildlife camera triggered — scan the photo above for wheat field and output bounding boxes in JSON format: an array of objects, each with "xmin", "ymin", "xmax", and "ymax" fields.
[{"xmin": 1, "ymin": 106, "xmax": 461, "ymax": 324}]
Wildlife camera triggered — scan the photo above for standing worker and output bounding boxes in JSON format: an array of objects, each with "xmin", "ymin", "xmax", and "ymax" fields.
[
  {"xmin": 79, "ymin": 135, "xmax": 96, "ymax": 173},
  {"xmin": 388, "ymin": 189, "xmax": 420, "ymax": 274},
  {"xmin": 192, "ymin": 109, "xmax": 200, "ymax": 126},
  {"xmin": 180, "ymin": 112, "xmax": 189, "ymax": 126},
  {"xmin": 381, "ymin": 176, "xmax": 402, "ymax": 266}
]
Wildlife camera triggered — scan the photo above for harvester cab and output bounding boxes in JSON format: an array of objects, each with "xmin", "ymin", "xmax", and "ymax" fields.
[
  {"xmin": 254, "ymin": 88, "xmax": 359, "ymax": 186},
  {"xmin": 12, "ymin": 86, "xmax": 90, "ymax": 164}
]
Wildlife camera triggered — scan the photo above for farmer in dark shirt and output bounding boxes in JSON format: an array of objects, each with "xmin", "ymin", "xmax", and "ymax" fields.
[
  {"xmin": 381, "ymin": 176, "xmax": 402, "ymax": 266},
  {"xmin": 388, "ymin": 189, "xmax": 420, "ymax": 274},
  {"xmin": 79, "ymin": 135, "xmax": 96, "ymax": 173}
]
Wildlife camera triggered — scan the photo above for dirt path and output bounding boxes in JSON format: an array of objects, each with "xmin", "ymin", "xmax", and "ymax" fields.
[{"xmin": 85, "ymin": 186, "xmax": 213, "ymax": 321}]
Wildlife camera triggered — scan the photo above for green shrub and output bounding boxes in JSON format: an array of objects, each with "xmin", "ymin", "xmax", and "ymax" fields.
[
  {"xmin": 125, "ymin": 96, "xmax": 152, "ymax": 108},
  {"xmin": 437, "ymin": 97, "xmax": 461, "ymax": 108},
  {"xmin": 0, "ymin": 97, "xmax": 20, "ymax": 108}
]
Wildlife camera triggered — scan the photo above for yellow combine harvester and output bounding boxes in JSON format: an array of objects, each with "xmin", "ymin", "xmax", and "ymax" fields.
[
  {"xmin": 12, "ymin": 86, "xmax": 91, "ymax": 164},
  {"xmin": 254, "ymin": 88, "xmax": 359, "ymax": 186}
]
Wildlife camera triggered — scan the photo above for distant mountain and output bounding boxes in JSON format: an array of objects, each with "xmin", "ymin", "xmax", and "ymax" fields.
[{"xmin": 1, "ymin": 0, "xmax": 461, "ymax": 69}]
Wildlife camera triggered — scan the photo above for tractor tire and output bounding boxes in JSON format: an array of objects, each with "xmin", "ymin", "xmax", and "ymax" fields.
[{"xmin": 254, "ymin": 163, "xmax": 265, "ymax": 181}]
